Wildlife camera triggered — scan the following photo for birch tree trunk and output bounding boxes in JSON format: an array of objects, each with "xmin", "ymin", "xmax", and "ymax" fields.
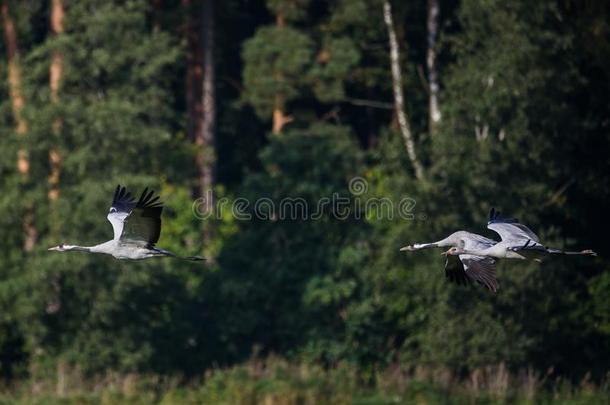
[
  {"xmin": 2, "ymin": 0, "xmax": 38, "ymax": 250},
  {"xmin": 49, "ymin": 0, "xmax": 64, "ymax": 201},
  {"xmin": 382, "ymin": 0, "xmax": 424, "ymax": 180},
  {"xmin": 426, "ymin": 0, "xmax": 441, "ymax": 135}
]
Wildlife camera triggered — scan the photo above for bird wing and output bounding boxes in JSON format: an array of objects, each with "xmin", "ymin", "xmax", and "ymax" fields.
[
  {"xmin": 444, "ymin": 254, "xmax": 471, "ymax": 287},
  {"xmin": 107, "ymin": 185, "xmax": 136, "ymax": 240},
  {"xmin": 460, "ymin": 255, "xmax": 498, "ymax": 292},
  {"xmin": 461, "ymin": 232, "xmax": 497, "ymax": 250},
  {"xmin": 119, "ymin": 187, "xmax": 163, "ymax": 246},
  {"xmin": 487, "ymin": 208, "xmax": 540, "ymax": 243},
  {"xmin": 444, "ymin": 253, "xmax": 498, "ymax": 292}
]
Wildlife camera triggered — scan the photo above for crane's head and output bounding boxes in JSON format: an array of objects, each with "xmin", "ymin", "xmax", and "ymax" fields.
[{"xmin": 441, "ymin": 247, "xmax": 463, "ymax": 256}]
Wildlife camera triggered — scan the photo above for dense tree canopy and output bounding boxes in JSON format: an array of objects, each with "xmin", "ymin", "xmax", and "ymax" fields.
[{"xmin": 0, "ymin": 0, "xmax": 608, "ymax": 393}]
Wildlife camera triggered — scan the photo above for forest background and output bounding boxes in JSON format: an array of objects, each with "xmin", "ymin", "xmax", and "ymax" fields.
[{"xmin": 0, "ymin": 0, "xmax": 608, "ymax": 403}]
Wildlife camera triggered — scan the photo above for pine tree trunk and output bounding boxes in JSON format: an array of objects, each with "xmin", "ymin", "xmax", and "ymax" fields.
[
  {"xmin": 271, "ymin": 12, "xmax": 292, "ymax": 134},
  {"xmin": 1, "ymin": 0, "xmax": 28, "ymax": 170},
  {"xmin": 382, "ymin": 0, "xmax": 424, "ymax": 180},
  {"xmin": 184, "ymin": 0, "xmax": 204, "ymax": 177},
  {"xmin": 200, "ymin": 0, "xmax": 215, "ymax": 241},
  {"xmin": 272, "ymin": 95, "xmax": 292, "ymax": 134},
  {"xmin": 49, "ymin": 0, "xmax": 64, "ymax": 201},
  {"xmin": 152, "ymin": 0, "xmax": 163, "ymax": 32},
  {"xmin": 184, "ymin": 0, "xmax": 215, "ymax": 245},
  {"xmin": 182, "ymin": 0, "xmax": 203, "ymax": 146},
  {"xmin": 46, "ymin": 0, "xmax": 65, "ymax": 323},
  {"xmin": 2, "ymin": 0, "xmax": 37, "ymax": 250},
  {"xmin": 426, "ymin": 0, "xmax": 441, "ymax": 135}
]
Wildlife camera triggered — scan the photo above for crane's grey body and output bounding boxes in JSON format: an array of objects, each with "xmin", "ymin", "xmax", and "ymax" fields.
[
  {"xmin": 401, "ymin": 230, "xmax": 500, "ymax": 292},
  {"xmin": 49, "ymin": 185, "xmax": 203, "ymax": 261}
]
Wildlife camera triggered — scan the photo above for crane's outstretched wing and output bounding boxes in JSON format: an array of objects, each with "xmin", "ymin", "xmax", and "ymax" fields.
[
  {"xmin": 444, "ymin": 254, "xmax": 470, "ymax": 286},
  {"xmin": 487, "ymin": 208, "xmax": 540, "ymax": 243},
  {"xmin": 107, "ymin": 185, "xmax": 136, "ymax": 240},
  {"xmin": 461, "ymin": 232, "xmax": 497, "ymax": 250},
  {"xmin": 444, "ymin": 254, "xmax": 498, "ymax": 292},
  {"xmin": 119, "ymin": 188, "xmax": 163, "ymax": 247},
  {"xmin": 460, "ymin": 255, "xmax": 498, "ymax": 292}
]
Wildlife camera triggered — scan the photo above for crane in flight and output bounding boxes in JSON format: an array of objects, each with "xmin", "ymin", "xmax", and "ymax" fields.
[
  {"xmin": 48, "ymin": 185, "xmax": 204, "ymax": 261},
  {"xmin": 401, "ymin": 231, "xmax": 499, "ymax": 292},
  {"xmin": 442, "ymin": 208, "xmax": 597, "ymax": 260}
]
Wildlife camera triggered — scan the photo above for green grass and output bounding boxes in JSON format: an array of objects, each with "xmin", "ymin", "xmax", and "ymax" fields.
[{"xmin": 1, "ymin": 358, "xmax": 607, "ymax": 404}]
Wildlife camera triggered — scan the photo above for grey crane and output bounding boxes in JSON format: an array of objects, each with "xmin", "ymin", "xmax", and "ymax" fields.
[
  {"xmin": 442, "ymin": 208, "xmax": 597, "ymax": 260},
  {"xmin": 48, "ymin": 185, "xmax": 204, "ymax": 261},
  {"xmin": 400, "ymin": 231, "xmax": 500, "ymax": 292}
]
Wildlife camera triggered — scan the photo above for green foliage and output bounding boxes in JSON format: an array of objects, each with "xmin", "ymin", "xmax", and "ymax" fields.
[
  {"xmin": 265, "ymin": 0, "xmax": 311, "ymax": 23},
  {"xmin": 308, "ymin": 37, "xmax": 360, "ymax": 102},
  {"xmin": 200, "ymin": 124, "xmax": 366, "ymax": 364},
  {"xmin": 0, "ymin": 0, "xmax": 608, "ymax": 397},
  {"xmin": 242, "ymin": 26, "xmax": 314, "ymax": 119}
]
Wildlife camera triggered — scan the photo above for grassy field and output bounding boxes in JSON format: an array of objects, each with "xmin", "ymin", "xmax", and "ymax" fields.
[{"xmin": 1, "ymin": 358, "xmax": 607, "ymax": 404}]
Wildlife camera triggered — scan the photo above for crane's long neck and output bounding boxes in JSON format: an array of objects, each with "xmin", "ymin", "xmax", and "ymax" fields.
[
  {"xmin": 62, "ymin": 241, "xmax": 117, "ymax": 255},
  {"xmin": 62, "ymin": 244, "xmax": 93, "ymax": 252},
  {"xmin": 412, "ymin": 242, "xmax": 440, "ymax": 250},
  {"xmin": 413, "ymin": 237, "xmax": 454, "ymax": 250}
]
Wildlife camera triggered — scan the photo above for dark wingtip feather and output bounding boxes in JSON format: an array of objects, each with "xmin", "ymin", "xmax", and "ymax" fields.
[
  {"xmin": 144, "ymin": 189, "xmax": 155, "ymax": 205},
  {"xmin": 136, "ymin": 188, "xmax": 148, "ymax": 204},
  {"xmin": 136, "ymin": 187, "xmax": 163, "ymax": 209},
  {"xmin": 111, "ymin": 185, "xmax": 136, "ymax": 211},
  {"xmin": 488, "ymin": 207, "xmax": 518, "ymax": 224}
]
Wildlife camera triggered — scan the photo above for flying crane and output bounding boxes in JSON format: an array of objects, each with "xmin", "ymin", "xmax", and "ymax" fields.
[{"xmin": 49, "ymin": 185, "xmax": 204, "ymax": 261}]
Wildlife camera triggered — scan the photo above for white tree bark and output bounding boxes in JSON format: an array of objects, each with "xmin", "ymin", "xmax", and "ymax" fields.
[
  {"xmin": 427, "ymin": 0, "xmax": 441, "ymax": 134},
  {"xmin": 383, "ymin": 0, "xmax": 424, "ymax": 180}
]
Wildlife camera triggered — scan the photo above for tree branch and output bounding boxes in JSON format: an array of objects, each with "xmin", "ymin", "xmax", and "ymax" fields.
[{"xmin": 343, "ymin": 97, "xmax": 394, "ymax": 110}]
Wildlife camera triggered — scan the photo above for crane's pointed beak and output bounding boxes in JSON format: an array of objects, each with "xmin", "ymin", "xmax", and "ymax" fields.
[
  {"xmin": 48, "ymin": 246, "xmax": 61, "ymax": 251},
  {"xmin": 440, "ymin": 250, "xmax": 449, "ymax": 256},
  {"xmin": 399, "ymin": 245, "xmax": 414, "ymax": 252}
]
